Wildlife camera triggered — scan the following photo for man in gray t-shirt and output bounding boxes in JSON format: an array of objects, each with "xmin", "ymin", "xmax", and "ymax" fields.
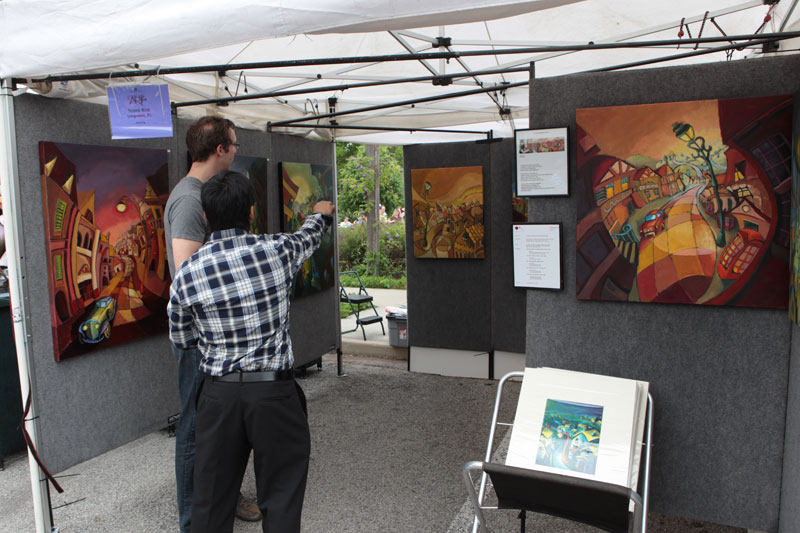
[
  {"xmin": 166, "ymin": 116, "xmax": 261, "ymax": 532},
  {"xmin": 165, "ymin": 176, "xmax": 207, "ymax": 277}
]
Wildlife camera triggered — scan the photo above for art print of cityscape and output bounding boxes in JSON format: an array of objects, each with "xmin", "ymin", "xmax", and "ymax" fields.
[{"xmin": 576, "ymin": 95, "xmax": 791, "ymax": 307}]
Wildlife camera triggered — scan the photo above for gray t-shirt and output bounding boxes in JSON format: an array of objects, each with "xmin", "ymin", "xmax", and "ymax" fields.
[{"xmin": 165, "ymin": 176, "xmax": 208, "ymax": 277}]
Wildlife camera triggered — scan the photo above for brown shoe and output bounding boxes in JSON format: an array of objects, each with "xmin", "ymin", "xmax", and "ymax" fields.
[{"xmin": 235, "ymin": 498, "xmax": 262, "ymax": 522}]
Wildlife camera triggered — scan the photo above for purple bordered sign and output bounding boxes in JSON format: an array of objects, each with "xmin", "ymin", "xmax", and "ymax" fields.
[{"xmin": 107, "ymin": 84, "xmax": 173, "ymax": 139}]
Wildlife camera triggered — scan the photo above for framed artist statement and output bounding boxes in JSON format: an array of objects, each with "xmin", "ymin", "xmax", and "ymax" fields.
[
  {"xmin": 512, "ymin": 223, "xmax": 562, "ymax": 290},
  {"xmin": 515, "ymin": 127, "xmax": 569, "ymax": 197}
]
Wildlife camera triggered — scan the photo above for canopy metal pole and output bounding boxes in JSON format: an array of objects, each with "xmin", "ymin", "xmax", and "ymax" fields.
[
  {"xmin": 172, "ymin": 66, "xmax": 530, "ymax": 109},
  {"xmin": 272, "ymin": 124, "xmax": 491, "ymax": 135},
  {"xmin": 588, "ymin": 35, "xmax": 782, "ymax": 72},
  {"xmin": 13, "ymin": 31, "xmax": 800, "ymax": 86},
  {"xmin": 0, "ymin": 79, "xmax": 53, "ymax": 533},
  {"xmin": 269, "ymin": 80, "xmax": 527, "ymax": 127}
]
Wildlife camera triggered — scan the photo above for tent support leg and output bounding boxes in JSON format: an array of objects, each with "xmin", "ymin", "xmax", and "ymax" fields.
[{"xmin": 0, "ymin": 79, "xmax": 54, "ymax": 533}]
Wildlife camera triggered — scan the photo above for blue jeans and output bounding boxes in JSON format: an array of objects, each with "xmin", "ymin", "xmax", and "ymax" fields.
[{"xmin": 174, "ymin": 344, "xmax": 204, "ymax": 533}]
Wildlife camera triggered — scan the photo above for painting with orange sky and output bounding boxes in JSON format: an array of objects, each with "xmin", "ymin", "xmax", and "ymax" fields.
[
  {"xmin": 411, "ymin": 166, "xmax": 485, "ymax": 259},
  {"xmin": 575, "ymin": 96, "xmax": 791, "ymax": 308},
  {"xmin": 39, "ymin": 142, "xmax": 170, "ymax": 360}
]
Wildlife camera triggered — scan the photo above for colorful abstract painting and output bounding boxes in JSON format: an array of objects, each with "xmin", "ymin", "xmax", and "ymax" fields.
[
  {"xmin": 230, "ymin": 156, "xmax": 268, "ymax": 234},
  {"xmin": 280, "ymin": 162, "xmax": 335, "ymax": 298},
  {"xmin": 576, "ymin": 96, "xmax": 791, "ymax": 308},
  {"xmin": 536, "ymin": 399, "xmax": 603, "ymax": 475},
  {"xmin": 411, "ymin": 166, "xmax": 485, "ymax": 259},
  {"xmin": 39, "ymin": 142, "xmax": 170, "ymax": 361},
  {"xmin": 789, "ymin": 91, "xmax": 800, "ymax": 324},
  {"xmin": 512, "ymin": 178, "xmax": 529, "ymax": 223}
]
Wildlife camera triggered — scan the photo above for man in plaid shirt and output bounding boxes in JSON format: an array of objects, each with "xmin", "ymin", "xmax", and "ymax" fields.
[{"xmin": 168, "ymin": 171, "xmax": 334, "ymax": 533}]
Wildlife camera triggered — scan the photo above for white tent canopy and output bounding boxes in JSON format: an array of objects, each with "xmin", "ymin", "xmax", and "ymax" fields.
[{"xmin": 3, "ymin": 0, "xmax": 800, "ymax": 144}]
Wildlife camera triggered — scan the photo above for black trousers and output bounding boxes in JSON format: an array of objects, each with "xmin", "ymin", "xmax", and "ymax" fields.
[{"xmin": 192, "ymin": 377, "xmax": 310, "ymax": 533}]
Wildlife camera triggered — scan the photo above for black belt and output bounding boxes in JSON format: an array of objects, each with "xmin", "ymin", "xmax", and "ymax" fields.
[{"xmin": 210, "ymin": 369, "xmax": 294, "ymax": 382}]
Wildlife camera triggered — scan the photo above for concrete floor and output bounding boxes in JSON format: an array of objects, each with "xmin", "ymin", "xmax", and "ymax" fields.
[{"xmin": 0, "ymin": 353, "xmax": 750, "ymax": 533}]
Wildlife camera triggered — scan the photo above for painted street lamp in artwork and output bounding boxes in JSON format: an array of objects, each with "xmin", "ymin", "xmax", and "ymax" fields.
[
  {"xmin": 116, "ymin": 195, "xmax": 152, "ymax": 270},
  {"xmin": 422, "ymin": 180, "xmax": 432, "ymax": 249},
  {"xmin": 672, "ymin": 122, "xmax": 726, "ymax": 248}
]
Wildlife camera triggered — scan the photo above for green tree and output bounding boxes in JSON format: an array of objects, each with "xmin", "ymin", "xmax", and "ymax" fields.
[{"xmin": 336, "ymin": 143, "xmax": 404, "ymax": 221}]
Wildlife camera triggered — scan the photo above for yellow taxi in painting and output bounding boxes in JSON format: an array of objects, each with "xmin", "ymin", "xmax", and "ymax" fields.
[{"xmin": 78, "ymin": 296, "xmax": 117, "ymax": 344}]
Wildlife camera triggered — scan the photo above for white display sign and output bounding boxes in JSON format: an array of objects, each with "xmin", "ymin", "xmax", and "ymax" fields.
[
  {"xmin": 512, "ymin": 223, "xmax": 561, "ymax": 290},
  {"xmin": 515, "ymin": 128, "xmax": 569, "ymax": 196}
]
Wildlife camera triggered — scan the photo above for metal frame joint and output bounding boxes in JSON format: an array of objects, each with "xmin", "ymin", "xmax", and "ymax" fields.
[{"xmin": 434, "ymin": 36, "xmax": 452, "ymax": 48}]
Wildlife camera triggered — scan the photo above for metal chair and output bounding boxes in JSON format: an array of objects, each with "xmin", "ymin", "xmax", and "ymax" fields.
[
  {"xmin": 463, "ymin": 371, "xmax": 653, "ymax": 533},
  {"xmin": 339, "ymin": 271, "xmax": 385, "ymax": 340}
]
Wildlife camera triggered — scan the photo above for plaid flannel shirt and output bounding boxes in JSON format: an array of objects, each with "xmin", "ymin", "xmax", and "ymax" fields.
[{"xmin": 168, "ymin": 213, "xmax": 331, "ymax": 376}]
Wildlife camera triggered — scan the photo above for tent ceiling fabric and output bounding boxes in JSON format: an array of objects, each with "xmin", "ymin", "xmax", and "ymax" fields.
[{"xmin": 3, "ymin": 0, "xmax": 799, "ymax": 145}]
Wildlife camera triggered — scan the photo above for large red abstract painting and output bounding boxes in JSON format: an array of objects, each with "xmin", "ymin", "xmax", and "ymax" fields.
[{"xmin": 576, "ymin": 96, "xmax": 791, "ymax": 308}]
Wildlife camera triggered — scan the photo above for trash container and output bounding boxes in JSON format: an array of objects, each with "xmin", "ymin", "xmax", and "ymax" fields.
[{"xmin": 386, "ymin": 313, "xmax": 408, "ymax": 348}]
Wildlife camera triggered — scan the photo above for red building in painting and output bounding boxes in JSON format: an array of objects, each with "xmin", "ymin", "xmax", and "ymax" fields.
[
  {"xmin": 39, "ymin": 142, "xmax": 113, "ymax": 357},
  {"xmin": 575, "ymin": 127, "xmax": 638, "ymax": 300}
]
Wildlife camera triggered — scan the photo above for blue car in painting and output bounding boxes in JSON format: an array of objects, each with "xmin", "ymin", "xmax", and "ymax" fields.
[{"xmin": 78, "ymin": 296, "xmax": 117, "ymax": 344}]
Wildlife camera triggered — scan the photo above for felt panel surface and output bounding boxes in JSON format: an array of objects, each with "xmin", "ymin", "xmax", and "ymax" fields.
[
  {"xmin": 782, "ymin": 323, "xmax": 800, "ymax": 533},
  {"xmin": 489, "ymin": 138, "xmax": 527, "ymax": 353},
  {"xmin": 526, "ymin": 55, "xmax": 800, "ymax": 531},
  {"xmin": 268, "ymin": 134, "xmax": 338, "ymax": 367},
  {"xmin": 11, "ymin": 96, "xmax": 337, "ymax": 472},
  {"xmin": 404, "ymin": 141, "xmax": 493, "ymax": 351},
  {"xmin": 14, "ymin": 95, "xmax": 181, "ymax": 473}
]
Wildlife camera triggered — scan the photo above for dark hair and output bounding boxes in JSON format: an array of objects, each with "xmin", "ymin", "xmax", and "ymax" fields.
[
  {"xmin": 201, "ymin": 171, "xmax": 254, "ymax": 232},
  {"xmin": 186, "ymin": 116, "xmax": 235, "ymax": 162}
]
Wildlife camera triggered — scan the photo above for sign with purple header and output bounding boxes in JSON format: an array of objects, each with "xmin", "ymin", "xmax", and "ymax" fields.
[{"xmin": 107, "ymin": 84, "xmax": 173, "ymax": 139}]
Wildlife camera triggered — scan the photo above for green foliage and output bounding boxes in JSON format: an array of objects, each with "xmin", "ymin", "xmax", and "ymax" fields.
[
  {"xmin": 338, "ymin": 223, "xmax": 368, "ymax": 271},
  {"xmin": 336, "ymin": 143, "xmax": 404, "ymax": 221},
  {"xmin": 340, "ymin": 300, "xmax": 372, "ymax": 318},
  {"xmin": 338, "ymin": 221, "xmax": 406, "ymax": 280},
  {"xmin": 340, "ymin": 274, "xmax": 407, "ymax": 290}
]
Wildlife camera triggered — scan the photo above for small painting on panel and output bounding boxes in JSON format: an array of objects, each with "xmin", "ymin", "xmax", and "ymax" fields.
[
  {"xmin": 575, "ymin": 95, "xmax": 791, "ymax": 308},
  {"xmin": 280, "ymin": 162, "xmax": 335, "ymax": 298},
  {"xmin": 512, "ymin": 178, "xmax": 529, "ymax": 223},
  {"xmin": 230, "ymin": 156, "xmax": 268, "ymax": 234},
  {"xmin": 39, "ymin": 142, "xmax": 170, "ymax": 361},
  {"xmin": 411, "ymin": 166, "xmax": 485, "ymax": 259}
]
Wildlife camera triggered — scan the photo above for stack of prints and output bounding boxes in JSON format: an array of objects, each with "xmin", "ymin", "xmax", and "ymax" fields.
[{"xmin": 506, "ymin": 367, "xmax": 648, "ymax": 490}]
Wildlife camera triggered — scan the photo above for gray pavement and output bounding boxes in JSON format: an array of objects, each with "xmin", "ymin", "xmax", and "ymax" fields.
[
  {"xmin": 340, "ymin": 288, "xmax": 407, "ymax": 360},
  {"xmin": 1, "ymin": 355, "xmax": 749, "ymax": 533}
]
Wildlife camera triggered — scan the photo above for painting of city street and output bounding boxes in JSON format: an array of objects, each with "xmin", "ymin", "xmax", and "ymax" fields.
[
  {"xmin": 536, "ymin": 398, "xmax": 603, "ymax": 475},
  {"xmin": 230, "ymin": 156, "xmax": 268, "ymax": 234},
  {"xmin": 280, "ymin": 162, "xmax": 335, "ymax": 298},
  {"xmin": 576, "ymin": 95, "xmax": 792, "ymax": 308},
  {"xmin": 411, "ymin": 166, "xmax": 485, "ymax": 258},
  {"xmin": 39, "ymin": 142, "xmax": 170, "ymax": 361}
]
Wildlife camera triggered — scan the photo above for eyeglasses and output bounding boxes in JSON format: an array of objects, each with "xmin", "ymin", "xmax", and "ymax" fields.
[{"xmin": 231, "ymin": 143, "xmax": 241, "ymax": 149}]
